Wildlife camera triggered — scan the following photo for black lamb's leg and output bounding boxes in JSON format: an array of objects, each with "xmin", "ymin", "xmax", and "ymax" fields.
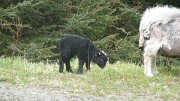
[
  {"xmin": 78, "ymin": 59, "xmax": 84, "ymax": 74},
  {"xmin": 85, "ymin": 61, "xmax": 90, "ymax": 72},
  {"xmin": 64, "ymin": 57, "xmax": 73, "ymax": 73},
  {"xmin": 59, "ymin": 56, "xmax": 64, "ymax": 73}
]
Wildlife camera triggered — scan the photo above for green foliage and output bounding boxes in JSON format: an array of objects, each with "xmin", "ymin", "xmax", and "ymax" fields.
[
  {"xmin": 95, "ymin": 34, "xmax": 142, "ymax": 63},
  {"xmin": 0, "ymin": 0, "xmax": 179, "ymax": 64},
  {"xmin": 63, "ymin": 0, "xmax": 116, "ymax": 39},
  {"xmin": 21, "ymin": 34, "xmax": 60, "ymax": 62}
]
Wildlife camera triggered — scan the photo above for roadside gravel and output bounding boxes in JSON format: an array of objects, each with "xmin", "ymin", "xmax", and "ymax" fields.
[{"xmin": 0, "ymin": 83, "xmax": 178, "ymax": 101}]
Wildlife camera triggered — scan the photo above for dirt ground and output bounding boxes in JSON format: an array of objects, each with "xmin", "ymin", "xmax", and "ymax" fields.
[{"xmin": 0, "ymin": 83, "xmax": 178, "ymax": 101}]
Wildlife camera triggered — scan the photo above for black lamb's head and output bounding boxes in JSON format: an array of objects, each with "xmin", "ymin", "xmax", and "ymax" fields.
[{"xmin": 93, "ymin": 51, "xmax": 108, "ymax": 69}]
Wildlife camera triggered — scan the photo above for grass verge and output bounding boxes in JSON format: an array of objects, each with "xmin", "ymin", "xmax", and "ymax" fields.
[{"xmin": 0, "ymin": 56, "xmax": 179, "ymax": 100}]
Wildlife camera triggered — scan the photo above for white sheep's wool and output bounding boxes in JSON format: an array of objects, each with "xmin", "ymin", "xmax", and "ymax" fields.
[{"xmin": 139, "ymin": 5, "xmax": 180, "ymax": 77}]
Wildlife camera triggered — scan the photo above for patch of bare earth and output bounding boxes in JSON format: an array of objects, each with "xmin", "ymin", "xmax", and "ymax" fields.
[{"xmin": 0, "ymin": 83, "xmax": 178, "ymax": 101}]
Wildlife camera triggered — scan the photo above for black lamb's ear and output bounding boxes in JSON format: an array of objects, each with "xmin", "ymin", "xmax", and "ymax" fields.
[
  {"xmin": 95, "ymin": 52, "xmax": 101, "ymax": 57},
  {"xmin": 102, "ymin": 51, "xmax": 107, "ymax": 56}
]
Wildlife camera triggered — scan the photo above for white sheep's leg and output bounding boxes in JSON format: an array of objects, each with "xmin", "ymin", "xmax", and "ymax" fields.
[
  {"xmin": 152, "ymin": 56, "xmax": 159, "ymax": 75},
  {"xmin": 144, "ymin": 54, "xmax": 154, "ymax": 77},
  {"xmin": 143, "ymin": 54, "xmax": 149, "ymax": 75},
  {"xmin": 144, "ymin": 44, "xmax": 160, "ymax": 77}
]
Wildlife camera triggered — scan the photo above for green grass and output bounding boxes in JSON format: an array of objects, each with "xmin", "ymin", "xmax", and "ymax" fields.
[{"xmin": 0, "ymin": 56, "xmax": 180, "ymax": 100}]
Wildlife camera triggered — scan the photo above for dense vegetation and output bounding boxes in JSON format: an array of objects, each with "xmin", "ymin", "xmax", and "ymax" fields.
[{"xmin": 0, "ymin": 0, "xmax": 180, "ymax": 64}]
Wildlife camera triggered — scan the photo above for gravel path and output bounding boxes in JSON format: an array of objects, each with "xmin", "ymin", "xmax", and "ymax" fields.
[
  {"xmin": 0, "ymin": 83, "xmax": 105, "ymax": 101},
  {"xmin": 1, "ymin": 83, "xmax": 119, "ymax": 101},
  {"xmin": 0, "ymin": 83, "xmax": 178, "ymax": 101}
]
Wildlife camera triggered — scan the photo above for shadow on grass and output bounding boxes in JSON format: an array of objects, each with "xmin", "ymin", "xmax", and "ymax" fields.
[
  {"xmin": 0, "ymin": 77, "xmax": 16, "ymax": 84},
  {"xmin": 0, "ymin": 78, "xmax": 9, "ymax": 82},
  {"xmin": 159, "ymin": 67, "xmax": 180, "ymax": 77}
]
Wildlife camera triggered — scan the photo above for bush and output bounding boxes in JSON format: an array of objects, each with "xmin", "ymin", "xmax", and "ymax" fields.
[{"xmin": 95, "ymin": 34, "xmax": 142, "ymax": 64}]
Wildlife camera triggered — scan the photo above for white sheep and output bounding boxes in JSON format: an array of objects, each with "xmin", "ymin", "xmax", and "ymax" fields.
[{"xmin": 139, "ymin": 5, "xmax": 180, "ymax": 76}]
